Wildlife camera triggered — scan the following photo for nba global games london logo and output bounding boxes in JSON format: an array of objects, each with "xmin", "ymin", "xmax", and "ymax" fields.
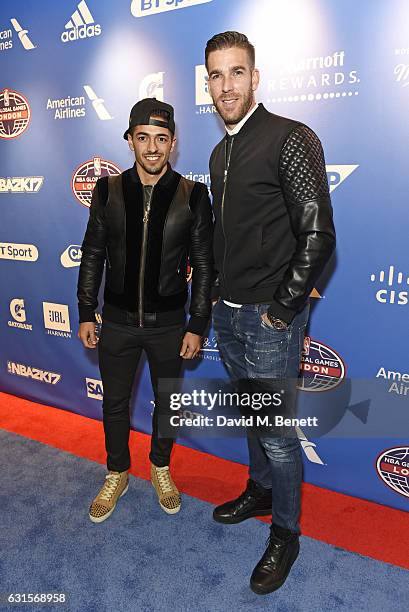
[
  {"xmin": 298, "ymin": 336, "xmax": 346, "ymax": 392},
  {"xmin": 376, "ymin": 447, "xmax": 409, "ymax": 499},
  {"xmin": 0, "ymin": 88, "xmax": 30, "ymax": 139},
  {"xmin": 72, "ymin": 157, "xmax": 121, "ymax": 207}
]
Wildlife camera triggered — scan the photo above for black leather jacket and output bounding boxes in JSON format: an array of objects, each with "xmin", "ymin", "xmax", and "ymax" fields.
[
  {"xmin": 77, "ymin": 164, "xmax": 213, "ymax": 335},
  {"xmin": 210, "ymin": 104, "xmax": 336, "ymax": 323}
]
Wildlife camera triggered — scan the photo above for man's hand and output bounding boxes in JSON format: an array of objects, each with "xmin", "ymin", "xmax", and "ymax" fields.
[
  {"xmin": 180, "ymin": 332, "xmax": 202, "ymax": 359},
  {"xmin": 78, "ymin": 322, "xmax": 99, "ymax": 349},
  {"xmin": 261, "ymin": 312, "xmax": 273, "ymax": 327}
]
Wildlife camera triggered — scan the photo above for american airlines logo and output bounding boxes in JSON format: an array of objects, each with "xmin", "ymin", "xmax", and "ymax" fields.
[
  {"xmin": 7, "ymin": 361, "xmax": 61, "ymax": 385},
  {"xmin": 131, "ymin": 0, "xmax": 213, "ymax": 18},
  {"xmin": 326, "ymin": 165, "xmax": 358, "ymax": 193},
  {"xmin": 0, "ymin": 18, "xmax": 36, "ymax": 52},
  {"xmin": 61, "ymin": 1, "xmax": 101, "ymax": 43},
  {"xmin": 370, "ymin": 265, "xmax": 409, "ymax": 305},
  {"xmin": 10, "ymin": 18, "xmax": 36, "ymax": 50},
  {"xmin": 46, "ymin": 86, "xmax": 112, "ymax": 121}
]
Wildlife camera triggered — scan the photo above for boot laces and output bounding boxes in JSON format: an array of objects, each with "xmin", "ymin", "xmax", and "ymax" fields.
[
  {"xmin": 155, "ymin": 467, "xmax": 174, "ymax": 494},
  {"xmin": 99, "ymin": 473, "xmax": 122, "ymax": 502}
]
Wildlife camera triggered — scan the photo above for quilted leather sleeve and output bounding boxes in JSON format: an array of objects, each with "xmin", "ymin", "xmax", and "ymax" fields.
[
  {"xmin": 267, "ymin": 125, "xmax": 336, "ymax": 323},
  {"xmin": 186, "ymin": 182, "xmax": 214, "ymax": 335},
  {"xmin": 77, "ymin": 178, "xmax": 108, "ymax": 323}
]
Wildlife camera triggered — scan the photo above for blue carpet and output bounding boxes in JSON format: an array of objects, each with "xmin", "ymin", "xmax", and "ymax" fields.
[{"xmin": 0, "ymin": 429, "xmax": 408, "ymax": 612}]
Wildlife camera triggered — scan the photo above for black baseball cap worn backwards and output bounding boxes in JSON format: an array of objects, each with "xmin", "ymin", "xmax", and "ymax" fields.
[{"xmin": 123, "ymin": 97, "xmax": 175, "ymax": 139}]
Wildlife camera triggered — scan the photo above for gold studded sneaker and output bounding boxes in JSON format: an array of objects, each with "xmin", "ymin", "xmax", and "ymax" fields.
[
  {"xmin": 89, "ymin": 471, "xmax": 129, "ymax": 523},
  {"xmin": 151, "ymin": 463, "xmax": 181, "ymax": 514}
]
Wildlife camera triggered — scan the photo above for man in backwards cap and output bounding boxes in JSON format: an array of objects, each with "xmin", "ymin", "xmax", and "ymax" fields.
[{"xmin": 77, "ymin": 98, "xmax": 213, "ymax": 521}]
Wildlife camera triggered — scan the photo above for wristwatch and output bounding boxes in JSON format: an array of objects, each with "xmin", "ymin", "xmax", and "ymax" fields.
[{"xmin": 266, "ymin": 313, "xmax": 288, "ymax": 330}]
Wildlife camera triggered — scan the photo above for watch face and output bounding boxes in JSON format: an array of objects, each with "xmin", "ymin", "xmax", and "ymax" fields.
[{"xmin": 273, "ymin": 320, "xmax": 287, "ymax": 330}]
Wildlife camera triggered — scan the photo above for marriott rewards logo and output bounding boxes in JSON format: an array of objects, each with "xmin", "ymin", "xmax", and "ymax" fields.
[{"xmin": 131, "ymin": 0, "xmax": 212, "ymax": 18}]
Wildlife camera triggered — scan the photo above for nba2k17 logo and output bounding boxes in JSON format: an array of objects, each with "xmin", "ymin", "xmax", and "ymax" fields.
[
  {"xmin": 72, "ymin": 157, "xmax": 121, "ymax": 207},
  {"xmin": 0, "ymin": 88, "xmax": 30, "ymax": 139},
  {"xmin": 298, "ymin": 336, "xmax": 346, "ymax": 392},
  {"xmin": 376, "ymin": 447, "xmax": 409, "ymax": 499}
]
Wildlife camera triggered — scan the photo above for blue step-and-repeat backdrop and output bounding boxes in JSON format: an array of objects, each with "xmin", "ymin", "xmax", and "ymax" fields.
[{"xmin": 1, "ymin": 0, "xmax": 408, "ymax": 512}]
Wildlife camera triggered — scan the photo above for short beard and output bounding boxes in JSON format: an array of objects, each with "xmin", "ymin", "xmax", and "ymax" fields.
[{"xmin": 215, "ymin": 86, "xmax": 254, "ymax": 127}]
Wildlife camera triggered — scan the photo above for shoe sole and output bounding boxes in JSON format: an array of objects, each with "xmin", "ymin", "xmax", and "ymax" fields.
[
  {"xmin": 159, "ymin": 501, "xmax": 181, "ymax": 515},
  {"xmin": 213, "ymin": 508, "xmax": 272, "ymax": 524},
  {"xmin": 249, "ymin": 544, "xmax": 300, "ymax": 595},
  {"xmin": 89, "ymin": 483, "xmax": 129, "ymax": 524}
]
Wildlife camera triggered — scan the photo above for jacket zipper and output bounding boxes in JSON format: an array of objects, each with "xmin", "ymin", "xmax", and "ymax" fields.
[
  {"xmin": 221, "ymin": 135, "xmax": 234, "ymax": 299},
  {"xmin": 138, "ymin": 185, "xmax": 154, "ymax": 327}
]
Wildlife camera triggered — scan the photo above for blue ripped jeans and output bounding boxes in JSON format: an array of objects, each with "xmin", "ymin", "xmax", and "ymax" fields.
[{"xmin": 213, "ymin": 301, "xmax": 309, "ymax": 533}]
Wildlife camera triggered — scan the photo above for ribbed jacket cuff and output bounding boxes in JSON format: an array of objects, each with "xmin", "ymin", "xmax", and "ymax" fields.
[
  {"xmin": 185, "ymin": 315, "xmax": 209, "ymax": 336},
  {"xmin": 78, "ymin": 305, "xmax": 97, "ymax": 323},
  {"xmin": 267, "ymin": 299, "xmax": 297, "ymax": 325}
]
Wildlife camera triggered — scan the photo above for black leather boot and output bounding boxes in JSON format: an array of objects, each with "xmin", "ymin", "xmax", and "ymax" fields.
[
  {"xmin": 212, "ymin": 479, "xmax": 272, "ymax": 524},
  {"xmin": 250, "ymin": 524, "xmax": 300, "ymax": 594}
]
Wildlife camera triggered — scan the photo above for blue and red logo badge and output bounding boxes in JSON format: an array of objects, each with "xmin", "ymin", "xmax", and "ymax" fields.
[
  {"xmin": 376, "ymin": 446, "xmax": 409, "ymax": 499},
  {"xmin": 298, "ymin": 336, "xmax": 346, "ymax": 392}
]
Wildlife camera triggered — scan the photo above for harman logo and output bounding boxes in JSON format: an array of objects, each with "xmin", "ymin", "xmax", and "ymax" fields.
[
  {"xmin": 60, "ymin": 245, "xmax": 82, "ymax": 268},
  {"xmin": 195, "ymin": 64, "xmax": 217, "ymax": 113},
  {"xmin": 46, "ymin": 86, "xmax": 113, "ymax": 121},
  {"xmin": 8, "ymin": 298, "xmax": 32, "ymax": 330},
  {"xmin": 0, "ymin": 243, "xmax": 38, "ymax": 261},
  {"xmin": 86, "ymin": 377, "xmax": 103, "ymax": 400},
  {"xmin": 298, "ymin": 336, "xmax": 346, "ymax": 392},
  {"xmin": 43, "ymin": 302, "xmax": 71, "ymax": 338},
  {"xmin": 376, "ymin": 447, "xmax": 409, "ymax": 499},
  {"xmin": 0, "ymin": 176, "xmax": 43, "ymax": 193},
  {"xmin": 0, "ymin": 88, "xmax": 30, "ymax": 139},
  {"xmin": 326, "ymin": 165, "xmax": 358, "ymax": 193},
  {"xmin": 61, "ymin": 0, "xmax": 101, "ymax": 43},
  {"xmin": 0, "ymin": 19, "xmax": 36, "ymax": 52},
  {"xmin": 7, "ymin": 361, "xmax": 61, "ymax": 385},
  {"xmin": 139, "ymin": 72, "xmax": 164, "ymax": 101},
  {"xmin": 72, "ymin": 157, "xmax": 121, "ymax": 207},
  {"xmin": 370, "ymin": 265, "xmax": 408, "ymax": 305},
  {"xmin": 131, "ymin": 0, "xmax": 212, "ymax": 18}
]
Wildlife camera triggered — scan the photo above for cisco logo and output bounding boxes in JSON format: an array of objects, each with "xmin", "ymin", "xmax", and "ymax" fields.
[{"xmin": 370, "ymin": 265, "xmax": 408, "ymax": 305}]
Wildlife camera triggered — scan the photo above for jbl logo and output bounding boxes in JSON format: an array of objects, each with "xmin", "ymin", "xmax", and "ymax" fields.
[
  {"xmin": 49, "ymin": 310, "xmax": 66, "ymax": 324},
  {"xmin": 43, "ymin": 302, "xmax": 71, "ymax": 332}
]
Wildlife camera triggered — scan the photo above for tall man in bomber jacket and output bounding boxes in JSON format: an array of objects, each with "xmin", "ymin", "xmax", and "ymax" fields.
[
  {"xmin": 206, "ymin": 32, "xmax": 336, "ymax": 594},
  {"xmin": 77, "ymin": 98, "xmax": 213, "ymax": 522}
]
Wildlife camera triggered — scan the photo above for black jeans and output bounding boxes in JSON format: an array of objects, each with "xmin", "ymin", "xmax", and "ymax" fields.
[{"xmin": 98, "ymin": 319, "xmax": 184, "ymax": 471}]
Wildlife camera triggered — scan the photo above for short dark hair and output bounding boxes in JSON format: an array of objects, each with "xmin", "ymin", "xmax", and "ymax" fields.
[{"xmin": 205, "ymin": 31, "xmax": 255, "ymax": 70}]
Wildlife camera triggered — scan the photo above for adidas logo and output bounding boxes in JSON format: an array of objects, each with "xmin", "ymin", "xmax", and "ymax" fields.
[{"xmin": 61, "ymin": 0, "xmax": 101, "ymax": 43}]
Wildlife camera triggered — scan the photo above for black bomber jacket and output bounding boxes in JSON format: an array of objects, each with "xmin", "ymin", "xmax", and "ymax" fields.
[
  {"xmin": 209, "ymin": 103, "xmax": 336, "ymax": 324},
  {"xmin": 77, "ymin": 163, "xmax": 213, "ymax": 335}
]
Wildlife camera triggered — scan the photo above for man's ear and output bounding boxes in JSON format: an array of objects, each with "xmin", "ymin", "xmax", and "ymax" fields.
[
  {"xmin": 127, "ymin": 133, "xmax": 134, "ymax": 151},
  {"xmin": 252, "ymin": 68, "xmax": 260, "ymax": 92},
  {"xmin": 170, "ymin": 137, "xmax": 177, "ymax": 153}
]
